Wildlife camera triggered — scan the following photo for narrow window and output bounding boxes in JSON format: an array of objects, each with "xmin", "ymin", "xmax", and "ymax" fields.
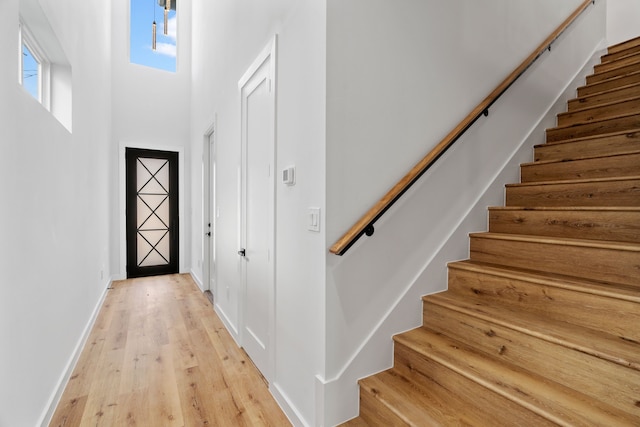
[
  {"xmin": 18, "ymin": 22, "xmax": 49, "ymax": 108},
  {"xmin": 130, "ymin": 0, "xmax": 177, "ymax": 72},
  {"xmin": 21, "ymin": 43, "xmax": 39, "ymax": 100}
]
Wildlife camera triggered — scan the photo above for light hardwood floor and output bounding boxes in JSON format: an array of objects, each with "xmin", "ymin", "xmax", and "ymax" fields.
[{"xmin": 50, "ymin": 274, "xmax": 291, "ymax": 426}]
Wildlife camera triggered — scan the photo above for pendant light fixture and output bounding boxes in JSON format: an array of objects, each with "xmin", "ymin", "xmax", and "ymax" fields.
[
  {"xmin": 152, "ymin": 0, "xmax": 157, "ymax": 50},
  {"xmin": 164, "ymin": 0, "xmax": 171, "ymax": 35}
]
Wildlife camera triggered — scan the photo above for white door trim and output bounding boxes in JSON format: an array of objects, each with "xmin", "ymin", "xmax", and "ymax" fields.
[
  {"xmin": 203, "ymin": 119, "xmax": 217, "ymax": 295},
  {"xmin": 238, "ymin": 35, "xmax": 277, "ymax": 383}
]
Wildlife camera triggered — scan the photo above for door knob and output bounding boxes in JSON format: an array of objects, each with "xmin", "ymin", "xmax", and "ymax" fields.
[
  {"xmin": 238, "ymin": 248, "xmax": 246, "ymax": 257},
  {"xmin": 205, "ymin": 232, "xmax": 211, "ymax": 237}
]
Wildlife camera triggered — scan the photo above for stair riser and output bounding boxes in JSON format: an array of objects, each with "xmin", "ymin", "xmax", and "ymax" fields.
[
  {"xmin": 469, "ymin": 236, "xmax": 640, "ymax": 287},
  {"xmin": 488, "ymin": 208, "xmax": 640, "ymax": 243},
  {"xmin": 506, "ymin": 179, "xmax": 640, "ymax": 208},
  {"xmin": 569, "ymin": 85, "xmax": 640, "ymax": 111},
  {"xmin": 392, "ymin": 344, "xmax": 555, "ymax": 426},
  {"xmin": 521, "ymin": 153, "xmax": 640, "ymax": 182},
  {"xmin": 423, "ymin": 302, "xmax": 640, "ymax": 418},
  {"xmin": 587, "ymin": 63, "xmax": 640, "ymax": 84},
  {"xmin": 546, "ymin": 114, "xmax": 640, "ymax": 142},
  {"xmin": 602, "ymin": 45, "xmax": 640, "ymax": 63},
  {"xmin": 447, "ymin": 266, "xmax": 640, "ymax": 341},
  {"xmin": 578, "ymin": 72, "xmax": 640, "ymax": 97},
  {"xmin": 594, "ymin": 54, "xmax": 640, "ymax": 73},
  {"xmin": 535, "ymin": 131, "xmax": 640, "ymax": 162},
  {"xmin": 557, "ymin": 98, "xmax": 640, "ymax": 126}
]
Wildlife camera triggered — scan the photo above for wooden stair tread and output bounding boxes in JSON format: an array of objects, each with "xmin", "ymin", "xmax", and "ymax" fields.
[
  {"xmin": 594, "ymin": 52, "xmax": 640, "ymax": 73},
  {"xmin": 505, "ymin": 174, "xmax": 640, "ymax": 187},
  {"xmin": 569, "ymin": 83, "xmax": 640, "ymax": 111},
  {"xmin": 602, "ymin": 44, "xmax": 640, "ymax": 64},
  {"xmin": 587, "ymin": 63, "xmax": 640, "ymax": 85},
  {"xmin": 394, "ymin": 328, "xmax": 637, "ymax": 426},
  {"xmin": 521, "ymin": 149, "xmax": 640, "ymax": 166},
  {"xmin": 601, "ymin": 49, "xmax": 640, "ymax": 65},
  {"xmin": 546, "ymin": 113, "xmax": 640, "ymax": 143},
  {"xmin": 607, "ymin": 36, "xmax": 640, "ymax": 55},
  {"xmin": 489, "ymin": 205, "xmax": 640, "ymax": 212},
  {"xmin": 578, "ymin": 70, "xmax": 640, "ymax": 97},
  {"xmin": 519, "ymin": 151, "xmax": 640, "ymax": 182},
  {"xmin": 359, "ymin": 371, "xmax": 500, "ymax": 426},
  {"xmin": 424, "ymin": 292, "xmax": 640, "ymax": 371},
  {"xmin": 536, "ymin": 128, "xmax": 640, "ymax": 147},
  {"xmin": 468, "ymin": 231, "xmax": 640, "ymax": 252},
  {"xmin": 448, "ymin": 259, "xmax": 640, "ymax": 303},
  {"xmin": 548, "ymin": 111, "xmax": 640, "ymax": 132},
  {"xmin": 559, "ymin": 94, "xmax": 640, "ymax": 117}
]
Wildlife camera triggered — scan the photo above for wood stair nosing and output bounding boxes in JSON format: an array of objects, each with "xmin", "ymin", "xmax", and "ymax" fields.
[
  {"xmin": 505, "ymin": 176, "xmax": 640, "ymax": 208},
  {"xmin": 488, "ymin": 205, "xmax": 640, "ymax": 243},
  {"xmin": 423, "ymin": 293, "xmax": 640, "ymax": 372},
  {"xmin": 534, "ymin": 129, "xmax": 640, "ymax": 162},
  {"xmin": 557, "ymin": 96, "xmax": 640, "ymax": 126},
  {"xmin": 594, "ymin": 51, "xmax": 640, "ymax": 73},
  {"xmin": 546, "ymin": 112, "xmax": 640, "ymax": 142},
  {"xmin": 519, "ymin": 151, "xmax": 640, "ymax": 183},
  {"xmin": 568, "ymin": 83, "xmax": 640, "ymax": 112},
  {"xmin": 422, "ymin": 298, "xmax": 640, "ymax": 416},
  {"xmin": 587, "ymin": 62, "xmax": 640, "ymax": 85},
  {"xmin": 394, "ymin": 328, "xmax": 637, "ymax": 427},
  {"xmin": 578, "ymin": 71, "xmax": 640, "ymax": 97},
  {"xmin": 469, "ymin": 232, "xmax": 640, "ymax": 288},
  {"xmin": 602, "ymin": 44, "xmax": 640, "ymax": 64}
]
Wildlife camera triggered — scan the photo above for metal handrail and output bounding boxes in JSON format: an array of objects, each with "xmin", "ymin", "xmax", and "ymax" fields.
[{"xmin": 330, "ymin": 0, "xmax": 595, "ymax": 256}]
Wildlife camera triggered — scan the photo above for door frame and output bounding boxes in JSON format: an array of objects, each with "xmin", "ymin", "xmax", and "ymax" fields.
[
  {"xmin": 118, "ymin": 141, "xmax": 185, "ymax": 280},
  {"xmin": 203, "ymin": 120, "xmax": 217, "ymax": 296},
  {"xmin": 238, "ymin": 36, "xmax": 277, "ymax": 383}
]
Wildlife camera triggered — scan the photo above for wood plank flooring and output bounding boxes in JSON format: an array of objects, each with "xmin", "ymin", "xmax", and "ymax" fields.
[{"xmin": 50, "ymin": 274, "xmax": 290, "ymax": 427}]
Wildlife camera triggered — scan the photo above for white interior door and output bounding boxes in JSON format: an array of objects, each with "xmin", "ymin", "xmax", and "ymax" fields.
[{"xmin": 239, "ymin": 38, "xmax": 276, "ymax": 382}]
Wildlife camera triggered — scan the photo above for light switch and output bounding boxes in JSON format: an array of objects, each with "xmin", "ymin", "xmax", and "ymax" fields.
[
  {"xmin": 282, "ymin": 166, "xmax": 295, "ymax": 185},
  {"xmin": 308, "ymin": 207, "xmax": 320, "ymax": 232}
]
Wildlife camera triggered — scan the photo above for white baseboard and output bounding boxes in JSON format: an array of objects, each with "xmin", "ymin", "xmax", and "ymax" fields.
[
  {"xmin": 271, "ymin": 381, "xmax": 308, "ymax": 427},
  {"xmin": 190, "ymin": 269, "xmax": 204, "ymax": 291},
  {"xmin": 38, "ymin": 278, "xmax": 111, "ymax": 427}
]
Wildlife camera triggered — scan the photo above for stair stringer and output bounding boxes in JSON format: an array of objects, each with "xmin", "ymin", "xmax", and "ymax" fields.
[{"xmin": 322, "ymin": 18, "xmax": 607, "ymax": 427}]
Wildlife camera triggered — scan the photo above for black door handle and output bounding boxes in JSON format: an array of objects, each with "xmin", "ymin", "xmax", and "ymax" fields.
[
  {"xmin": 206, "ymin": 232, "xmax": 211, "ymax": 237},
  {"xmin": 238, "ymin": 248, "xmax": 246, "ymax": 257}
]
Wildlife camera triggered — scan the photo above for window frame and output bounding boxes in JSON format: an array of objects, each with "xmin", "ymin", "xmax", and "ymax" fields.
[{"xmin": 18, "ymin": 21, "xmax": 51, "ymax": 109}]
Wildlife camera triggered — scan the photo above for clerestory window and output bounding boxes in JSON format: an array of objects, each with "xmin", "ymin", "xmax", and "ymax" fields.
[{"xmin": 18, "ymin": 22, "xmax": 50, "ymax": 108}]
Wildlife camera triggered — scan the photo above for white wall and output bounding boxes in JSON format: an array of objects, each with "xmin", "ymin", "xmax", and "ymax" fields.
[
  {"xmin": 110, "ymin": 0, "xmax": 192, "ymax": 279},
  {"xmin": 323, "ymin": 0, "xmax": 605, "ymax": 424},
  {"xmin": 190, "ymin": 1, "xmax": 326, "ymax": 425},
  {"xmin": 0, "ymin": 0, "xmax": 112, "ymax": 425},
  {"xmin": 607, "ymin": 0, "xmax": 640, "ymax": 46}
]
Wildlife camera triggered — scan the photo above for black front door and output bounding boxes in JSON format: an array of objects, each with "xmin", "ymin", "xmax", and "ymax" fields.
[{"xmin": 126, "ymin": 148, "xmax": 179, "ymax": 278}]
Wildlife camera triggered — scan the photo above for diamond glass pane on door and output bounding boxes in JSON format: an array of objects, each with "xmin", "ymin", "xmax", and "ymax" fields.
[{"xmin": 136, "ymin": 158, "xmax": 170, "ymax": 267}]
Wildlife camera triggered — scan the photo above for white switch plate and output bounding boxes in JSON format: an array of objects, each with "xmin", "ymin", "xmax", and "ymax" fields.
[{"xmin": 308, "ymin": 207, "xmax": 320, "ymax": 232}]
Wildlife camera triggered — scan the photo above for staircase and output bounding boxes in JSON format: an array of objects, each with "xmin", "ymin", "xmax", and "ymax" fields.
[{"xmin": 343, "ymin": 37, "xmax": 640, "ymax": 426}]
